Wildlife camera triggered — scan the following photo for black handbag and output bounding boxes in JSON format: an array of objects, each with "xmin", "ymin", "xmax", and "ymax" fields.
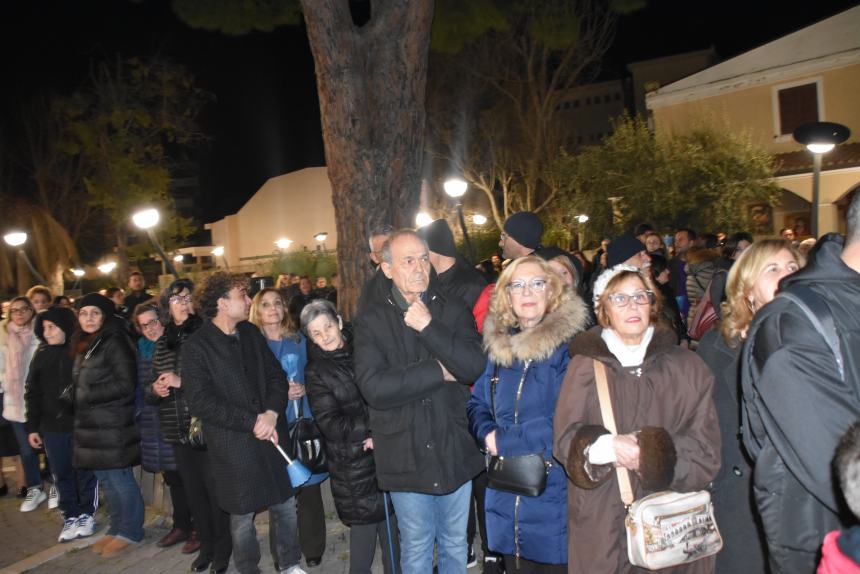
[
  {"xmin": 485, "ymin": 360, "xmax": 550, "ymax": 497},
  {"xmin": 287, "ymin": 399, "xmax": 327, "ymax": 475}
]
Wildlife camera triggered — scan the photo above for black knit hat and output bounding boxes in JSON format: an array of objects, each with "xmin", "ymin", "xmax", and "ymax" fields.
[
  {"xmin": 503, "ymin": 212, "xmax": 543, "ymax": 250},
  {"xmin": 75, "ymin": 292, "xmax": 116, "ymax": 319},
  {"xmin": 606, "ymin": 233, "xmax": 646, "ymax": 267},
  {"xmin": 34, "ymin": 306, "xmax": 77, "ymax": 343},
  {"xmin": 417, "ymin": 219, "xmax": 458, "ymax": 258}
]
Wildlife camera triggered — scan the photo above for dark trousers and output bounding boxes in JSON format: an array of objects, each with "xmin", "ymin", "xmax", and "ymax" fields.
[
  {"xmin": 42, "ymin": 431, "xmax": 97, "ymax": 518},
  {"xmin": 162, "ymin": 469, "xmax": 193, "ymax": 532},
  {"xmin": 173, "ymin": 443, "xmax": 231, "ymax": 563},
  {"xmin": 466, "ymin": 470, "xmax": 489, "ymax": 552},
  {"xmin": 350, "ymin": 514, "xmax": 400, "ymax": 574},
  {"xmin": 296, "ymin": 482, "xmax": 326, "ymax": 558},
  {"xmin": 233, "ymin": 497, "xmax": 301, "ymax": 574},
  {"xmin": 503, "ymin": 555, "xmax": 566, "ymax": 573}
]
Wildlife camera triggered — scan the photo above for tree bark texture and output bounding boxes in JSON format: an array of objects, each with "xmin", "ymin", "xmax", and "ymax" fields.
[{"xmin": 300, "ymin": 0, "xmax": 435, "ymax": 319}]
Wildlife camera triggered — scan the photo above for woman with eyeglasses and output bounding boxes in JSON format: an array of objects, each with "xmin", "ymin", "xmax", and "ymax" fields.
[
  {"xmin": 468, "ymin": 256, "xmax": 589, "ymax": 572},
  {"xmin": 553, "ymin": 265, "xmax": 721, "ymax": 574},
  {"xmin": 147, "ymin": 279, "xmax": 231, "ymax": 573}
]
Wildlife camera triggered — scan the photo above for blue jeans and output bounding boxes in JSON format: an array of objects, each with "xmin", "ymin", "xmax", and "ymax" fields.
[
  {"xmin": 11, "ymin": 422, "xmax": 42, "ymax": 487},
  {"xmin": 390, "ymin": 481, "xmax": 472, "ymax": 574},
  {"xmin": 42, "ymin": 432, "xmax": 97, "ymax": 518},
  {"xmin": 93, "ymin": 467, "xmax": 145, "ymax": 542},
  {"xmin": 231, "ymin": 497, "xmax": 301, "ymax": 574}
]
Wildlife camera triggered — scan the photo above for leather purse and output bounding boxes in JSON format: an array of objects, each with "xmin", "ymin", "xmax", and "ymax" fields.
[
  {"xmin": 187, "ymin": 415, "xmax": 206, "ymax": 450},
  {"xmin": 485, "ymin": 361, "xmax": 550, "ymax": 497},
  {"xmin": 287, "ymin": 399, "xmax": 327, "ymax": 475},
  {"xmin": 593, "ymin": 360, "xmax": 722, "ymax": 570}
]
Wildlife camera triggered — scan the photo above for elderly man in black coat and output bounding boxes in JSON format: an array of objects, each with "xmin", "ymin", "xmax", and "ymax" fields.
[
  {"xmin": 354, "ymin": 229, "xmax": 485, "ymax": 574},
  {"xmin": 181, "ymin": 272, "xmax": 302, "ymax": 574}
]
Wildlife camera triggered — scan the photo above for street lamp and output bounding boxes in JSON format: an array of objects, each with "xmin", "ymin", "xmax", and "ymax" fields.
[
  {"xmin": 575, "ymin": 214, "xmax": 590, "ymax": 249},
  {"xmin": 211, "ymin": 246, "xmax": 229, "ymax": 270},
  {"xmin": 98, "ymin": 262, "xmax": 117, "ymax": 274},
  {"xmin": 472, "ymin": 214, "xmax": 488, "ymax": 225},
  {"xmin": 314, "ymin": 232, "xmax": 328, "ymax": 251},
  {"xmin": 173, "ymin": 254, "xmax": 184, "ymax": 263},
  {"xmin": 3, "ymin": 231, "xmax": 48, "ymax": 284},
  {"xmin": 793, "ymin": 121, "xmax": 851, "ymax": 238},
  {"xmin": 131, "ymin": 207, "xmax": 179, "ymax": 278},
  {"xmin": 415, "ymin": 212, "xmax": 433, "ymax": 228},
  {"xmin": 71, "ymin": 268, "xmax": 85, "ymax": 290},
  {"xmin": 444, "ymin": 177, "xmax": 475, "ymax": 263},
  {"xmin": 275, "ymin": 238, "xmax": 293, "ymax": 250}
]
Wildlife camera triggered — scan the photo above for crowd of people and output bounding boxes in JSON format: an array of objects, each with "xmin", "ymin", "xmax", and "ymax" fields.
[{"xmin": 1, "ymin": 192, "xmax": 859, "ymax": 574}]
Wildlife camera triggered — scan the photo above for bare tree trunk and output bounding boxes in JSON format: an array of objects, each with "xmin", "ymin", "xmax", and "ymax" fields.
[
  {"xmin": 116, "ymin": 222, "xmax": 129, "ymax": 286},
  {"xmin": 300, "ymin": 0, "xmax": 435, "ymax": 319}
]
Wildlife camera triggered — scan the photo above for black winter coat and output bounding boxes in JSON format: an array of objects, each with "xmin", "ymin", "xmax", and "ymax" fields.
[
  {"xmin": 24, "ymin": 343, "xmax": 75, "ymax": 434},
  {"xmin": 742, "ymin": 234, "xmax": 860, "ymax": 573},
  {"xmin": 305, "ymin": 331, "xmax": 387, "ymax": 526},
  {"xmin": 354, "ymin": 275, "xmax": 485, "ymax": 494},
  {"xmin": 436, "ymin": 256, "xmax": 488, "ymax": 311},
  {"xmin": 72, "ymin": 324, "xmax": 140, "ymax": 470},
  {"xmin": 181, "ymin": 320, "xmax": 293, "ymax": 515}
]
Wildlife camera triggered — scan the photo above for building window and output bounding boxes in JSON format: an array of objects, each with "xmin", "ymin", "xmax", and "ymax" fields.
[{"xmin": 776, "ymin": 82, "xmax": 819, "ymax": 137}]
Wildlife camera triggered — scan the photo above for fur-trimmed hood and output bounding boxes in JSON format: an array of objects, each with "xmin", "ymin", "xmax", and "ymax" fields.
[
  {"xmin": 685, "ymin": 247, "xmax": 719, "ymax": 266},
  {"xmin": 483, "ymin": 291, "xmax": 589, "ymax": 367}
]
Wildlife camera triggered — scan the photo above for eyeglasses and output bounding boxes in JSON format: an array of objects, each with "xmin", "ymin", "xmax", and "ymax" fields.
[
  {"xmin": 507, "ymin": 278, "xmax": 548, "ymax": 294},
  {"xmin": 169, "ymin": 294, "xmax": 192, "ymax": 305},
  {"xmin": 499, "ymin": 232, "xmax": 508, "ymax": 243},
  {"xmin": 9, "ymin": 307, "xmax": 32, "ymax": 315},
  {"xmin": 606, "ymin": 290, "xmax": 655, "ymax": 308},
  {"xmin": 140, "ymin": 318, "xmax": 161, "ymax": 330}
]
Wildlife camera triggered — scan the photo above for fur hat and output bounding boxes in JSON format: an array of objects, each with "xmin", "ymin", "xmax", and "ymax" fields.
[
  {"xmin": 503, "ymin": 212, "xmax": 543, "ymax": 250},
  {"xmin": 75, "ymin": 292, "xmax": 116, "ymax": 319},
  {"xmin": 592, "ymin": 264, "xmax": 639, "ymax": 305},
  {"xmin": 34, "ymin": 306, "xmax": 77, "ymax": 343},
  {"xmin": 606, "ymin": 233, "xmax": 645, "ymax": 268},
  {"xmin": 417, "ymin": 219, "xmax": 458, "ymax": 258}
]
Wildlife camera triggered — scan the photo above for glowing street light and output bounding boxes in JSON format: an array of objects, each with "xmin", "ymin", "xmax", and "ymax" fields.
[
  {"xmin": 3, "ymin": 231, "xmax": 47, "ymax": 284},
  {"xmin": 211, "ymin": 246, "xmax": 224, "ymax": 257},
  {"xmin": 131, "ymin": 207, "xmax": 178, "ymax": 278},
  {"xmin": 472, "ymin": 214, "xmax": 487, "ymax": 225},
  {"xmin": 98, "ymin": 262, "xmax": 117, "ymax": 274},
  {"xmin": 793, "ymin": 121, "xmax": 851, "ymax": 237},
  {"xmin": 71, "ymin": 268, "xmax": 85, "ymax": 278},
  {"xmin": 314, "ymin": 232, "xmax": 328, "ymax": 242},
  {"xmin": 443, "ymin": 178, "xmax": 468, "ymax": 198},
  {"xmin": 275, "ymin": 238, "xmax": 293, "ymax": 250},
  {"xmin": 3, "ymin": 232, "xmax": 27, "ymax": 247},
  {"xmin": 576, "ymin": 214, "xmax": 590, "ymax": 224},
  {"xmin": 173, "ymin": 254, "xmax": 184, "ymax": 263},
  {"xmin": 415, "ymin": 212, "xmax": 433, "ymax": 228}
]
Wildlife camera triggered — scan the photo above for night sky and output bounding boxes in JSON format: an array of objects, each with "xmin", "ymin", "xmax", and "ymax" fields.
[{"xmin": 2, "ymin": 0, "xmax": 857, "ymax": 224}]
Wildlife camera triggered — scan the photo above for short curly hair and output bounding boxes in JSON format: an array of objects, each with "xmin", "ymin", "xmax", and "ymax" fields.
[{"xmin": 193, "ymin": 272, "xmax": 250, "ymax": 320}]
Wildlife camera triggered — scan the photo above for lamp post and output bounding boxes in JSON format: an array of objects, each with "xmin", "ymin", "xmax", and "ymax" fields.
[
  {"xmin": 98, "ymin": 262, "xmax": 117, "ymax": 274},
  {"xmin": 3, "ymin": 231, "xmax": 48, "ymax": 284},
  {"xmin": 211, "ymin": 246, "xmax": 229, "ymax": 270},
  {"xmin": 792, "ymin": 122, "xmax": 850, "ymax": 238},
  {"xmin": 576, "ymin": 214, "xmax": 589, "ymax": 250},
  {"xmin": 444, "ymin": 177, "xmax": 474, "ymax": 264},
  {"xmin": 415, "ymin": 212, "xmax": 433, "ymax": 228},
  {"xmin": 71, "ymin": 268, "xmax": 85, "ymax": 291},
  {"xmin": 131, "ymin": 208, "xmax": 179, "ymax": 278},
  {"xmin": 314, "ymin": 232, "xmax": 328, "ymax": 252}
]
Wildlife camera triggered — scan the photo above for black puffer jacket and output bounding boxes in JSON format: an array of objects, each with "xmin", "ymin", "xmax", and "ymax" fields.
[
  {"xmin": 354, "ymin": 274, "xmax": 485, "ymax": 494},
  {"xmin": 24, "ymin": 343, "xmax": 75, "ymax": 434},
  {"xmin": 145, "ymin": 315, "xmax": 202, "ymax": 443},
  {"xmin": 305, "ymin": 329, "xmax": 387, "ymax": 526},
  {"xmin": 436, "ymin": 256, "xmax": 488, "ymax": 310},
  {"xmin": 742, "ymin": 234, "xmax": 860, "ymax": 573},
  {"xmin": 72, "ymin": 322, "xmax": 140, "ymax": 470}
]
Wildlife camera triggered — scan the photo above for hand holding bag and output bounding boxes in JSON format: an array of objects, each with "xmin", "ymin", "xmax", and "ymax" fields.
[
  {"xmin": 287, "ymin": 398, "xmax": 327, "ymax": 475},
  {"xmin": 485, "ymin": 360, "xmax": 550, "ymax": 497},
  {"xmin": 592, "ymin": 359, "xmax": 722, "ymax": 570}
]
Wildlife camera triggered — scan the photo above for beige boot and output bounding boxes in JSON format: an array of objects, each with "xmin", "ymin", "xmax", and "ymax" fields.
[
  {"xmin": 101, "ymin": 537, "xmax": 133, "ymax": 557},
  {"xmin": 91, "ymin": 535, "xmax": 115, "ymax": 554}
]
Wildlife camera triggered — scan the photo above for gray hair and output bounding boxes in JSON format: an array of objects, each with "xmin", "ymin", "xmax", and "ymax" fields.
[
  {"xmin": 380, "ymin": 229, "xmax": 428, "ymax": 264},
  {"xmin": 837, "ymin": 420, "xmax": 860, "ymax": 517},
  {"xmin": 300, "ymin": 299, "xmax": 340, "ymax": 333},
  {"xmin": 368, "ymin": 224, "xmax": 395, "ymax": 252},
  {"xmin": 848, "ymin": 192, "xmax": 860, "ymax": 246}
]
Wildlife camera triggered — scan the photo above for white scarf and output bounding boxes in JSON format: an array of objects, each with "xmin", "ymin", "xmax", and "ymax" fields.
[{"xmin": 601, "ymin": 325, "xmax": 654, "ymax": 368}]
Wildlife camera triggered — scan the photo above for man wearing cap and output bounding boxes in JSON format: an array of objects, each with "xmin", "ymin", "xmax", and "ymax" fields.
[
  {"xmin": 499, "ymin": 212, "xmax": 543, "ymax": 260},
  {"xmin": 605, "ymin": 232, "xmax": 651, "ymax": 270},
  {"xmin": 418, "ymin": 219, "xmax": 487, "ymax": 310}
]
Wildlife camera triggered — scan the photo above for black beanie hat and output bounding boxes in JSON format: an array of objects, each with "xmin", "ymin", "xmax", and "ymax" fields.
[
  {"xmin": 417, "ymin": 219, "xmax": 458, "ymax": 258},
  {"xmin": 75, "ymin": 292, "xmax": 116, "ymax": 320},
  {"xmin": 503, "ymin": 212, "xmax": 543, "ymax": 250},
  {"xmin": 606, "ymin": 233, "xmax": 646, "ymax": 268},
  {"xmin": 34, "ymin": 306, "xmax": 77, "ymax": 343}
]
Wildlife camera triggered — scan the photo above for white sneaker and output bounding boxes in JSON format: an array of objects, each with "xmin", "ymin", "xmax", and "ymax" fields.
[
  {"xmin": 48, "ymin": 484, "xmax": 59, "ymax": 509},
  {"xmin": 281, "ymin": 566, "xmax": 308, "ymax": 574},
  {"xmin": 20, "ymin": 487, "xmax": 47, "ymax": 512},
  {"xmin": 74, "ymin": 514, "xmax": 96, "ymax": 538},
  {"xmin": 58, "ymin": 517, "xmax": 78, "ymax": 542}
]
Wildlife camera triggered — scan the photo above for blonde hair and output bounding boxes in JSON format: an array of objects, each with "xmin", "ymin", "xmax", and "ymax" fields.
[
  {"xmin": 720, "ymin": 239, "xmax": 804, "ymax": 345},
  {"xmin": 249, "ymin": 287, "xmax": 300, "ymax": 341},
  {"xmin": 489, "ymin": 256, "xmax": 566, "ymax": 330}
]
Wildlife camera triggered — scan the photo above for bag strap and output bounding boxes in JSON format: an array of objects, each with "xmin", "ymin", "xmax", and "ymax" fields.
[
  {"xmin": 593, "ymin": 359, "xmax": 635, "ymax": 507},
  {"xmin": 777, "ymin": 286, "xmax": 844, "ymax": 382},
  {"xmin": 490, "ymin": 364, "xmax": 499, "ymax": 421}
]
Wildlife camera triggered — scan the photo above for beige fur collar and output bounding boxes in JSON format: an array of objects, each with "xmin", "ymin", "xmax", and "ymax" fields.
[{"xmin": 483, "ymin": 292, "xmax": 589, "ymax": 367}]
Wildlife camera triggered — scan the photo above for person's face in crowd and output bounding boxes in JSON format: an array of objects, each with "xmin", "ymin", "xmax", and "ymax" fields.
[
  {"xmin": 276, "ymin": 273, "xmax": 289, "ymax": 289},
  {"xmin": 9, "ymin": 301, "xmax": 34, "ymax": 327},
  {"xmin": 601, "ymin": 239, "xmax": 610, "ymax": 252},
  {"xmin": 306, "ymin": 313, "xmax": 344, "ymax": 352},
  {"xmin": 781, "ymin": 228, "xmax": 796, "ymax": 241},
  {"xmin": 673, "ymin": 231, "xmax": 693, "ymax": 255},
  {"xmin": 625, "ymin": 250, "xmax": 652, "ymax": 269},
  {"xmin": 78, "ymin": 306, "xmax": 105, "ymax": 334},
  {"xmin": 30, "ymin": 293, "xmax": 51, "ymax": 312},
  {"xmin": 734, "ymin": 239, "xmax": 752, "ymax": 259},
  {"xmin": 41, "ymin": 319, "xmax": 66, "ymax": 346},
  {"xmin": 645, "ymin": 234, "xmax": 662, "ymax": 253},
  {"xmin": 299, "ymin": 278, "xmax": 312, "ymax": 295},
  {"xmin": 499, "ymin": 231, "xmax": 530, "ymax": 260},
  {"xmin": 168, "ymin": 289, "xmax": 193, "ymax": 325},
  {"xmin": 491, "ymin": 254, "xmax": 501, "ymax": 267},
  {"xmin": 56, "ymin": 297, "xmax": 73, "ymax": 310},
  {"xmin": 220, "ymin": 287, "xmax": 251, "ymax": 323},
  {"xmin": 110, "ymin": 290, "xmax": 124, "ymax": 307},
  {"xmin": 382, "ymin": 234, "xmax": 431, "ymax": 301},
  {"xmin": 128, "ymin": 273, "xmax": 145, "ymax": 291},
  {"xmin": 507, "ymin": 261, "xmax": 550, "ymax": 330},
  {"xmin": 548, "ymin": 259, "xmax": 575, "ymax": 289},
  {"xmin": 369, "ymin": 234, "xmax": 390, "ymax": 266},
  {"xmin": 137, "ymin": 310, "xmax": 163, "ymax": 342},
  {"xmin": 316, "ymin": 277, "xmax": 327, "ymax": 289},
  {"xmin": 605, "ymin": 275, "xmax": 653, "ymax": 346},
  {"xmin": 290, "ymin": 276, "xmax": 300, "ymax": 285},
  {"xmin": 258, "ymin": 290, "xmax": 285, "ymax": 327},
  {"xmin": 748, "ymin": 248, "xmax": 800, "ymax": 310},
  {"xmin": 1, "ymin": 301, "xmax": 9, "ymax": 318}
]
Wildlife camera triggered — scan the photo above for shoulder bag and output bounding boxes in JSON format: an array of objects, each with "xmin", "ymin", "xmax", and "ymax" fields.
[
  {"xmin": 593, "ymin": 359, "xmax": 722, "ymax": 570},
  {"xmin": 287, "ymin": 398, "xmax": 327, "ymax": 475},
  {"xmin": 485, "ymin": 360, "xmax": 550, "ymax": 497}
]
